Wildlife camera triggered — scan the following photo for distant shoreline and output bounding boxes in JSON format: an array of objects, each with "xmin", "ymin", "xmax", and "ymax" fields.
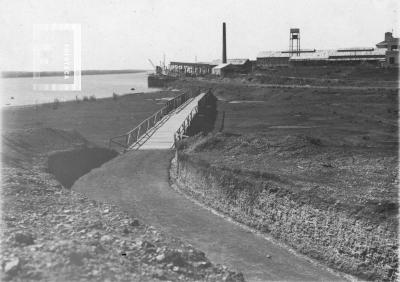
[{"xmin": 1, "ymin": 69, "xmax": 150, "ymax": 78}]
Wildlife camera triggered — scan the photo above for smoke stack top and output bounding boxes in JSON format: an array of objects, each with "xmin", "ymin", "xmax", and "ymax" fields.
[{"xmin": 222, "ymin": 22, "xmax": 227, "ymax": 64}]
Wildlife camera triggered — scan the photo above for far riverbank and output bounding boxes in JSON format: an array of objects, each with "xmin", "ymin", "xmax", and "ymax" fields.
[{"xmin": 1, "ymin": 69, "xmax": 150, "ymax": 78}]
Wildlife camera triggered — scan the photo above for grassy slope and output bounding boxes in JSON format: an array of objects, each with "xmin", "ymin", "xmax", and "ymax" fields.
[
  {"xmin": 170, "ymin": 77, "xmax": 398, "ymax": 280},
  {"xmin": 243, "ymin": 65, "xmax": 398, "ymax": 88},
  {"xmin": 252, "ymin": 65, "xmax": 399, "ymax": 81},
  {"xmin": 171, "ymin": 80, "xmax": 398, "ymax": 228},
  {"xmin": 1, "ymin": 90, "xmax": 244, "ymax": 281},
  {"xmin": 175, "ymin": 65, "xmax": 398, "ymax": 88},
  {"xmin": 2, "ymin": 91, "xmax": 178, "ymax": 147}
]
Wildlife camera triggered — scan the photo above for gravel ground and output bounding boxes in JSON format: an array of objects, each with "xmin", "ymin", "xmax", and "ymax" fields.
[{"xmin": 1, "ymin": 128, "xmax": 244, "ymax": 281}]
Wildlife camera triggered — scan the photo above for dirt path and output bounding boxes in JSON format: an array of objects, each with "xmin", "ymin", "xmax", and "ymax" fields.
[{"xmin": 72, "ymin": 150, "xmax": 349, "ymax": 281}]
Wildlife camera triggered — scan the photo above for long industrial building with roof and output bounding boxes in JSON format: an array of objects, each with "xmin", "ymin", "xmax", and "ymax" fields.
[
  {"xmin": 166, "ymin": 25, "xmax": 398, "ymax": 79},
  {"xmin": 257, "ymin": 48, "xmax": 387, "ymax": 67},
  {"xmin": 257, "ymin": 30, "xmax": 399, "ymax": 68}
]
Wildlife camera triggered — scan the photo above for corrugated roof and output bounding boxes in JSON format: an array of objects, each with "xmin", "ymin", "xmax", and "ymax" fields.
[
  {"xmin": 281, "ymin": 49, "xmax": 316, "ymax": 53},
  {"xmin": 170, "ymin": 61, "xmax": 217, "ymax": 67},
  {"xmin": 329, "ymin": 49, "xmax": 385, "ymax": 58},
  {"xmin": 376, "ymin": 41, "xmax": 388, "ymax": 48},
  {"xmin": 337, "ymin": 47, "xmax": 375, "ymax": 52},
  {"xmin": 328, "ymin": 57, "xmax": 386, "ymax": 62},
  {"xmin": 228, "ymin": 59, "xmax": 249, "ymax": 65},
  {"xmin": 289, "ymin": 50, "xmax": 333, "ymax": 60},
  {"xmin": 376, "ymin": 37, "xmax": 399, "ymax": 48},
  {"xmin": 212, "ymin": 63, "xmax": 231, "ymax": 70},
  {"xmin": 211, "ymin": 59, "xmax": 249, "ymax": 65},
  {"xmin": 259, "ymin": 49, "xmax": 385, "ymax": 61},
  {"xmin": 257, "ymin": 51, "xmax": 290, "ymax": 58}
]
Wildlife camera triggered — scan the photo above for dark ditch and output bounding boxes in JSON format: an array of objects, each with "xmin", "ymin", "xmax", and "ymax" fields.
[
  {"xmin": 185, "ymin": 92, "xmax": 218, "ymax": 136},
  {"xmin": 48, "ymin": 147, "xmax": 118, "ymax": 188},
  {"xmin": 47, "ymin": 92, "xmax": 217, "ymax": 189}
]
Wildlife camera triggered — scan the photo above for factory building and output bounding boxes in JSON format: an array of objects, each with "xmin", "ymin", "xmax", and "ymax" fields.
[
  {"xmin": 211, "ymin": 58, "xmax": 252, "ymax": 75},
  {"xmin": 212, "ymin": 63, "xmax": 230, "ymax": 76},
  {"xmin": 211, "ymin": 23, "xmax": 252, "ymax": 76},
  {"xmin": 168, "ymin": 23, "xmax": 252, "ymax": 77},
  {"xmin": 256, "ymin": 52, "xmax": 290, "ymax": 67},
  {"xmin": 169, "ymin": 62, "xmax": 217, "ymax": 76},
  {"xmin": 257, "ymin": 30, "xmax": 393, "ymax": 68},
  {"xmin": 257, "ymin": 48, "xmax": 386, "ymax": 67},
  {"xmin": 376, "ymin": 32, "xmax": 399, "ymax": 66},
  {"xmin": 291, "ymin": 48, "xmax": 386, "ymax": 66}
]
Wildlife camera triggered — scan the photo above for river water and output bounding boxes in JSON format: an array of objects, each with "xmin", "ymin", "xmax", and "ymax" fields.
[{"xmin": 1, "ymin": 72, "xmax": 159, "ymax": 107}]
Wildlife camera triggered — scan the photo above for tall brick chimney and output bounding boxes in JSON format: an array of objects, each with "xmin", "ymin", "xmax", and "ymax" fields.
[{"xmin": 222, "ymin": 22, "xmax": 227, "ymax": 64}]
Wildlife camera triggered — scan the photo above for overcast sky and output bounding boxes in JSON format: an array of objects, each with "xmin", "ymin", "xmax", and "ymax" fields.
[{"xmin": 0, "ymin": 0, "xmax": 398, "ymax": 71}]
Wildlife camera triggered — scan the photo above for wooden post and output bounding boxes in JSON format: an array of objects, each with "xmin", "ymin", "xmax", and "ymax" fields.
[
  {"xmin": 136, "ymin": 127, "xmax": 140, "ymax": 141},
  {"xmin": 126, "ymin": 133, "xmax": 131, "ymax": 146},
  {"xmin": 175, "ymin": 146, "xmax": 179, "ymax": 175}
]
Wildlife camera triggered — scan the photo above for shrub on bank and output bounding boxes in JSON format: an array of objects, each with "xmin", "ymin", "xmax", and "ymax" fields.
[
  {"xmin": 52, "ymin": 98, "xmax": 60, "ymax": 109},
  {"xmin": 112, "ymin": 92, "xmax": 119, "ymax": 101}
]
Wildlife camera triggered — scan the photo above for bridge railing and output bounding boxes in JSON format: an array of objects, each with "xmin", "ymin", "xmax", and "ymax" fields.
[
  {"xmin": 173, "ymin": 91, "xmax": 210, "ymax": 147},
  {"xmin": 109, "ymin": 91, "xmax": 196, "ymax": 151},
  {"xmin": 173, "ymin": 105, "xmax": 199, "ymax": 146}
]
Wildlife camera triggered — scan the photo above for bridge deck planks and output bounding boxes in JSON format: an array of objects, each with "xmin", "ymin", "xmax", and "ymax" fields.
[{"xmin": 136, "ymin": 93, "xmax": 206, "ymax": 150}]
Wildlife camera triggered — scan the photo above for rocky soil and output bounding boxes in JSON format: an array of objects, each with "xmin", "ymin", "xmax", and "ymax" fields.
[
  {"xmin": 180, "ymin": 133, "xmax": 398, "ymax": 227},
  {"xmin": 1, "ymin": 128, "xmax": 244, "ymax": 281},
  {"xmin": 173, "ymin": 133, "xmax": 398, "ymax": 281},
  {"xmin": 167, "ymin": 69, "xmax": 398, "ymax": 281}
]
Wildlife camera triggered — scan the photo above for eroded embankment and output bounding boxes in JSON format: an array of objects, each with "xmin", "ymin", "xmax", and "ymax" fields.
[
  {"xmin": 2, "ymin": 128, "xmax": 244, "ymax": 281},
  {"xmin": 173, "ymin": 150, "xmax": 398, "ymax": 281},
  {"xmin": 48, "ymin": 147, "xmax": 118, "ymax": 188}
]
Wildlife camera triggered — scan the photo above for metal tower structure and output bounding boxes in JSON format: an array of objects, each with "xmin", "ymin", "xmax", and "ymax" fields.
[{"xmin": 289, "ymin": 28, "xmax": 300, "ymax": 56}]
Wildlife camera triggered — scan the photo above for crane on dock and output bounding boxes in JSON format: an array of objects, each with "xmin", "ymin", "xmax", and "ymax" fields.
[{"xmin": 148, "ymin": 58, "xmax": 162, "ymax": 75}]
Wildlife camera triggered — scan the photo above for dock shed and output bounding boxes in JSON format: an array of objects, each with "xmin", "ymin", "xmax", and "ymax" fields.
[
  {"xmin": 212, "ymin": 63, "xmax": 231, "ymax": 76},
  {"xmin": 212, "ymin": 59, "xmax": 252, "ymax": 73},
  {"xmin": 169, "ymin": 62, "xmax": 217, "ymax": 76}
]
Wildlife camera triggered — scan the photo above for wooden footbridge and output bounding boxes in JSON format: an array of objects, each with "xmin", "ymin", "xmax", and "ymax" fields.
[
  {"xmin": 109, "ymin": 91, "xmax": 208, "ymax": 152},
  {"xmin": 91, "ymin": 90, "xmax": 349, "ymax": 282}
]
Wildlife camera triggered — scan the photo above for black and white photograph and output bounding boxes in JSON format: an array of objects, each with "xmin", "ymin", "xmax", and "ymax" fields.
[{"xmin": 0, "ymin": 0, "xmax": 399, "ymax": 281}]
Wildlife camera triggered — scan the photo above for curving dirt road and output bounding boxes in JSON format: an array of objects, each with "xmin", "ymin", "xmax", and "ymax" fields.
[{"xmin": 72, "ymin": 150, "xmax": 349, "ymax": 281}]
